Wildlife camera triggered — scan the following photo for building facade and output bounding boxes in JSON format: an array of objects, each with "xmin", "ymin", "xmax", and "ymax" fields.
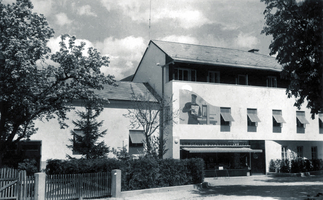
[{"xmin": 132, "ymin": 40, "xmax": 323, "ymax": 175}]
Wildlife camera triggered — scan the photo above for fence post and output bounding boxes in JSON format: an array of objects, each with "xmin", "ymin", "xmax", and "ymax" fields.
[
  {"xmin": 111, "ymin": 169, "xmax": 121, "ymax": 198},
  {"xmin": 34, "ymin": 172, "xmax": 46, "ymax": 200}
]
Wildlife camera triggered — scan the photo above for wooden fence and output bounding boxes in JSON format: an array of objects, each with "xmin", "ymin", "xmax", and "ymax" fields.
[
  {"xmin": 1, "ymin": 168, "xmax": 112, "ymax": 200},
  {"xmin": 45, "ymin": 172, "xmax": 111, "ymax": 200},
  {"xmin": 0, "ymin": 168, "xmax": 34, "ymax": 200}
]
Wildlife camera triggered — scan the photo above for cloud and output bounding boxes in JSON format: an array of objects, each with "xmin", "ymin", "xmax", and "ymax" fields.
[
  {"xmin": 158, "ymin": 35, "xmax": 199, "ymax": 45},
  {"xmin": 55, "ymin": 13, "xmax": 73, "ymax": 26},
  {"xmin": 94, "ymin": 36, "xmax": 147, "ymax": 80},
  {"xmin": 234, "ymin": 32, "xmax": 259, "ymax": 49},
  {"xmin": 100, "ymin": 0, "xmax": 211, "ymax": 29},
  {"xmin": 153, "ymin": 8, "xmax": 211, "ymax": 29},
  {"xmin": 77, "ymin": 5, "xmax": 97, "ymax": 17},
  {"xmin": 32, "ymin": 0, "xmax": 54, "ymax": 16}
]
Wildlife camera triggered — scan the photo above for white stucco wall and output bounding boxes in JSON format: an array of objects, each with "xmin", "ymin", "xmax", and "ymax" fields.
[
  {"xmin": 170, "ymin": 81, "xmax": 322, "ymax": 141},
  {"xmin": 132, "ymin": 42, "xmax": 165, "ymax": 95},
  {"xmin": 31, "ymin": 106, "xmax": 132, "ymax": 169}
]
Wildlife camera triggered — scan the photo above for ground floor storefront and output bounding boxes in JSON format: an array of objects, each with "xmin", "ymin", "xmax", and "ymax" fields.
[{"xmin": 180, "ymin": 140, "xmax": 265, "ymax": 177}]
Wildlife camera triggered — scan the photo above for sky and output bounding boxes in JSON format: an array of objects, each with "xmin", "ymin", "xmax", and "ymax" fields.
[{"xmin": 3, "ymin": 0, "xmax": 274, "ymax": 80}]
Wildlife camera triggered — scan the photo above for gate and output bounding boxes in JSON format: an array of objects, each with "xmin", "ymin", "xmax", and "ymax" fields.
[{"xmin": 0, "ymin": 168, "xmax": 34, "ymax": 200}]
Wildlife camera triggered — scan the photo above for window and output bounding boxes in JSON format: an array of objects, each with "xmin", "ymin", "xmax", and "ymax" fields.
[
  {"xmin": 129, "ymin": 130, "xmax": 145, "ymax": 155},
  {"xmin": 273, "ymin": 110, "xmax": 285, "ymax": 133},
  {"xmin": 72, "ymin": 129, "xmax": 84, "ymax": 155},
  {"xmin": 281, "ymin": 146, "xmax": 288, "ymax": 160},
  {"xmin": 208, "ymin": 71, "xmax": 220, "ymax": 83},
  {"xmin": 311, "ymin": 146, "xmax": 318, "ymax": 160},
  {"xmin": 247, "ymin": 108, "xmax": 261, "ymax": 132},
  {"xmin": 296, "ymin": 111, "xmax": 309, "ymax": 133},
  {"xmin": 319, "ymin": 113, "xmax": 323, "ymax": 134},
  {"xmin": 297, "ymin": 146, "xmax": 303, "ymax": 158},
  {"xmin": 220, "ymin": 107, "xmax": 234, "ymax": 132},
  {"xmin": 174, "ymin": 68, "xmax": 196, "ymax": 81},
  {"xmin": 267, "ymin": 76, "xmax": 277, "ymax": 87},
  {"xmin": 236, "ymin": 74, "xmax": 248, "ymax": 85}
]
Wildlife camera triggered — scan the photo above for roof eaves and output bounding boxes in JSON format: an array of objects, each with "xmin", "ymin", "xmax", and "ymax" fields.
[{"xmin": 173, "ymin": 58, "xmax": 282, "ymax": 72}]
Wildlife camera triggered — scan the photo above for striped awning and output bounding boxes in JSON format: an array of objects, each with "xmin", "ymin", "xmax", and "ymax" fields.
[{"xmin": 182, "ymin": 147, "xmax": 262, "ymax": 153}]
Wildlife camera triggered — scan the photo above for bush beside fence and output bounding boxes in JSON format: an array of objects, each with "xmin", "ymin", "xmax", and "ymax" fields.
[{"xmin": 46, "ymin": 157, "xmax": 204, "ymax": 191}]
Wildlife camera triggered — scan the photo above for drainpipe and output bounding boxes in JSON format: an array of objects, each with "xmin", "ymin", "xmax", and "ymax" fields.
[{"xmin": 157, "ymin": 61, "xmax": 174, "ymax": 159}]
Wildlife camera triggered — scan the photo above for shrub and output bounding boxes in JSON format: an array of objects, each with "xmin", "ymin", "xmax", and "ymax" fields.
[
  {"xmin": 18, "ymin": 159, "xmax": 38, "ymax": 176},
  {"xmin": 312, "ymin": 159, "xmax": 323, "ymax": 171},
  {"xmin": 280, "ymin": 159, "xmax": 290, "ymax": 173}
]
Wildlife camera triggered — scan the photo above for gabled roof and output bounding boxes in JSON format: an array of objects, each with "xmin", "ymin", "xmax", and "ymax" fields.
[
  {"xmin": 151, "ymin": 40, "xmax": 282, "ymax": 71},
  {"xmin": 95, "ymin": 81, "xmax": 158, "ymax": 102}
]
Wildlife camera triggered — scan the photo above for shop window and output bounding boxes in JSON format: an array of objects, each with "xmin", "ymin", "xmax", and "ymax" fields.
[
  {"xmin": 296, "ymin": 111, "xmax": 309, "ymax": 134},
  {"xmin": 273, "ymin": 110, "xmax": 285, "ymax": 133},
  {"xmin": 174, "ymin": 68, "xmax": 196, "ymax": 81},
  {"xmin": 297, "ymin": 146, "xmax": 303, "ymax": 158},
  {"xmin": 72, "ymin": 129, "xmax": 84, "ymax": 155},
  {"xmin": 208, "ymin": 71, "xmax": 220, "ymax": 83},
  {"xmin": 236, "ymin": 74, "xmax": 248, "ymax": 85},
  {"xmin": 319, "ymin": 113, "xmax": 323, "ymax": 134},
  {"xmin": 311, "ymin": 146, "xmax": 318, "ymax": 160},
  {"xmin": 267, "ymin": 76, "xmax": 277, "ymax": 87},
  {"xmin": 247, "ymin": 108, "xmax": 261, "ymax": 132},
  {"xmin": 220, "ymin": 107, "xmax": 234, "ymax": 132},
  {"xmin": 281, "ymin": 146, "xmax": 288, "ymax": 160}
]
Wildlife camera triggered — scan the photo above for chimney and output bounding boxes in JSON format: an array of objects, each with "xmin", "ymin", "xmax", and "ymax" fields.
[{"xmin": 248, "ymin": 49, "xmax": 259, "ymax": 53}]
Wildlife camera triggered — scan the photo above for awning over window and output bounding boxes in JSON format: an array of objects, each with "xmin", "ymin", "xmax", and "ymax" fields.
[
  {"xmin": 247, "ymin": 113, "xmax": 261, "ymax": 122},
  {"xmin": 129, "ymin": 130, "xmax": 145, "ymax": 144},
  {"xmin": 296, "ymin": 115, "xmax": 309, "ymax": 124},
  {"xmin": 273, "ymin": 114, "xmax": 286, "ymax": 123},
  {"xmin": 182, "ymin": 147, "xmax": 262, "ymax": 153},
  {"xmin": 220, "ymin": 113, "xmax": 234, "ymax": 122}
]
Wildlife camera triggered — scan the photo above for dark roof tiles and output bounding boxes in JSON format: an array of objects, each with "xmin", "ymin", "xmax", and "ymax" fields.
[
  {"xmin": 95, "ymin": 81, "xmax": 158, "ymax": 102},
  {"xmin": 152, "ymin": 40, "xmax": 281, "ymax": 71}
]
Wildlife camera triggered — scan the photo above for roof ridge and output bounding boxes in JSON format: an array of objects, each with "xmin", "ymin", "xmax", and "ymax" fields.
[{"xmin": 152, "ymin": 39, "xmax": 275, "ymax": 58}]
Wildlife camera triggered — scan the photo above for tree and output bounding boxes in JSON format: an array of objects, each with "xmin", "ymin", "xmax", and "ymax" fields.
[
  {"xmin": 261, "ymin": 0, "xmax": 323, "ymax": 117},
  {"xmin": 123, "ymin": 84, "xmax": 175, "ymax": 159},
  {"xmin": 0, "ymin": 0, "xmax": 114, "ymax": 166},
  {"xmin": 67, "ymin": 101, "xmax": 109, "ymax": 159}
]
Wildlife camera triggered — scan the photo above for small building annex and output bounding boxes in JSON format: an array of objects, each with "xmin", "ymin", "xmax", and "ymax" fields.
[
  {"xmin": 131, "ymin": 40, "xmax": 323, "ymax": 176},
  {"xmin": 29, "ymin": 81, "xmax": 159, "ymax": 170}
]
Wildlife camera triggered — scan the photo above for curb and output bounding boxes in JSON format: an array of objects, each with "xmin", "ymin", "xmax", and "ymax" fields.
[{"xmin": 120, "ymin": 183, "xmax": 201, "ymax": 198}]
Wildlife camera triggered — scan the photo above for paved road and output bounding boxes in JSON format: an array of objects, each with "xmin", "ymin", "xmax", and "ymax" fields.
[{"xmin": 117, "ymin": 175, "xmax": 323, "ymax": 200}]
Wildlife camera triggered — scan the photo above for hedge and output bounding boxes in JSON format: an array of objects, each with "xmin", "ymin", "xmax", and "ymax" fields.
[
  {"xmin": 46, "ymin": 157, "xmax": 205, "ymax": 191},
  {"xmin": 269, "ymin": 158, "xmax": 323, "ymax": 173}
]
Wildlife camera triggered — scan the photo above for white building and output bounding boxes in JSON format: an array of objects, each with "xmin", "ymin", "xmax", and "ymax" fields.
[{"xmin": 132, "ymin": 40, "xmax": 323, "ymax": 176}]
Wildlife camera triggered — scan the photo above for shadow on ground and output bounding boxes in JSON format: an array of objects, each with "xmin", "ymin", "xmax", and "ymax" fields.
[
  {"xmin": 192, "ymin": 176, "xmax": 323, "ymax": 200},
  {"xmin": 192, "ymin": 185, "xmax": 323, "ymax": 199}
]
